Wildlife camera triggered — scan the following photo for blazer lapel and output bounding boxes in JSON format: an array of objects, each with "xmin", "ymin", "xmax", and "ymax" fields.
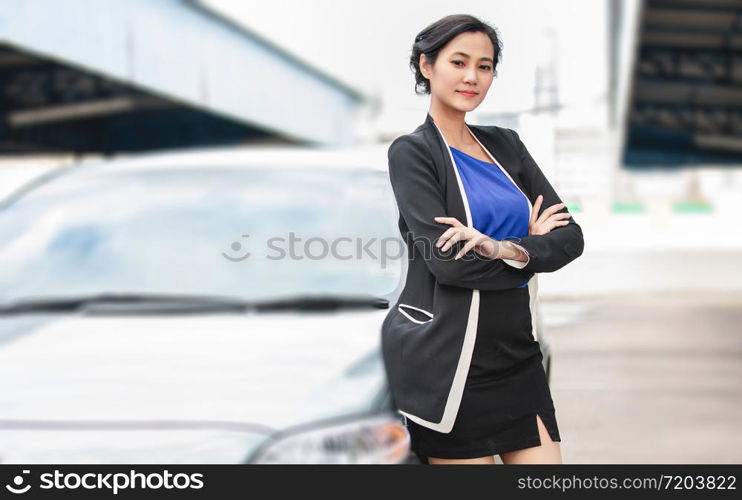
[
  {"xmin": 467, "ymin": 123, "xmax": 530, "ymax": 199},
  {"xmin": 418, "ymin": 113, "xmax": 471, "ymax": 228}
]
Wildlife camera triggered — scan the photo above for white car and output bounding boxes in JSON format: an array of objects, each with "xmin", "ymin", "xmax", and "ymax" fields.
[{"xmin": 0, "ymin": 143, "xmax": 553, "ymax": 464}]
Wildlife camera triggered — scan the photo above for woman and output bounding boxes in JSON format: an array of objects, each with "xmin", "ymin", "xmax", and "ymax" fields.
[{"xmin": 380, "ymin": 14, "xmax": 584, "ymax": 465}]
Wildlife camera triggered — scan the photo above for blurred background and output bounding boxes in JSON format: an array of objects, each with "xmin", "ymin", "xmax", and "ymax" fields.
[{"xmin": 0, "ymin": 0, "xmax": 740, "ymax": 464}]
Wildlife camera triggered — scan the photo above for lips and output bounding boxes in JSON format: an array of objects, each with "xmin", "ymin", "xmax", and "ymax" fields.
[{"xmin": 457, "ymin": 90, "xmax": 478, "ymax": 97}]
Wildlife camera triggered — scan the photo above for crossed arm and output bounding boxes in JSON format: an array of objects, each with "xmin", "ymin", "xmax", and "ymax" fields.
[
  {"xmin": 387, "ymin": 131, "xmax": 584, "ymax": 290},
  {"xmin": 500, "ymin": 130, "xmax": 585, "ymax": 273},
  {"xmin": 387, "ymin": 135, "xmax": 533, "ymax": 291}
]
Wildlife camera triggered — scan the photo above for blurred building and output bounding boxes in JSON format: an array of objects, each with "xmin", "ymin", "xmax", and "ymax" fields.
[
  {"xmin": 619, "ymin": 0, "xmax": 742, "ymax": 169},
  {"xmin": 0, "ymin": 0, "xmax": 365, "ymax": 156}
]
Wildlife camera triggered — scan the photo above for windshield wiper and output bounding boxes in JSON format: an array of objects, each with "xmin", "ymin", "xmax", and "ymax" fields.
[
  {"xmin": 0, "ymin": 293, "xmax": 248, "ymax": 315},
  {"xmin": 0, "ymin": 292, "xmax": 389, "ymax": 315},
  {"xmin": 252, "ymin": 294, "xmax": 389, "ymax": 312}
]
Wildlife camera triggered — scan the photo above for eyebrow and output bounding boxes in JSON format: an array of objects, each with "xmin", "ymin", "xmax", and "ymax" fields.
[{"xmin": 451, "ymin": 52, "xmax": 493, "ymax": 63}]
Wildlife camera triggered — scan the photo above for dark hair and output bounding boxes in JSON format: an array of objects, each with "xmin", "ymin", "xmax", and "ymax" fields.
[{"xmin": 410, "ymin": 14, "xmax": 503, "ymax": 95}]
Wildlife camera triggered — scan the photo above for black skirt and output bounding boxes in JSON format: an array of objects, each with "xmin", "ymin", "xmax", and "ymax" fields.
[{"xmin": 404, "ymin": 286, "xmax": 561, "ymax": 461}]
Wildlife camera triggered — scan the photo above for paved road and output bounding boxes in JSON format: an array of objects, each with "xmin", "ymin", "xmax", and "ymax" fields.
[{"xmin": 538, "ymin": 291, "xmax": 742, "ymax": 464}]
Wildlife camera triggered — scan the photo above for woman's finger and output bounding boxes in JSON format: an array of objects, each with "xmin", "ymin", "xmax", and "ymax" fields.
[
  {"xmin": 549, "ymin": 212, "xmax": 572, "ymax": 221},
  {"xmin": 541, "ymin": 213, "xmax": 571, "ymax": 231},
  {"xmin": 455, "ymin": 237, "xmax": 480, "ymax": 260},
  {"xmin": 539, "ymin": 202, "xmax": 565, "ymax": 221},
  {"xmin": 434, "ymin": 216, "xmax": 463, "ymax": 227},
  {"xmin": 441, "ymin": 229, "xmax": 465, "ymax": 252},
  {"xmin": 446, "ymin": 227, "xmax": 480, "ymax": 252},
  {"xmin": 530, "ymin": 195, "xmax": 543, "ymax": 226},
  {"xmin": 536, "ymin": 202, "xmax": 565, "ymax": 224},
  {"xmin": 436, "ymin": 228, "xmax": 456, "ymax": 247},
  {"xmin": 440, "ymin": 231, "xmax": 460, "ymax": 252},
  {"xmin": 545, "ymin": 219, "xmax": 570, "ymax": 233}
]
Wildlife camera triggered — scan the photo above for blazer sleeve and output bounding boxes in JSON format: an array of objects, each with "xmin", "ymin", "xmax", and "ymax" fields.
[
  {"xmin": 387, "ymin": 135, "xmax": 532, "ymax": 291},
  {"xmin": 500, "ymin": 129, "xmax": 585, "ymax": 273}
]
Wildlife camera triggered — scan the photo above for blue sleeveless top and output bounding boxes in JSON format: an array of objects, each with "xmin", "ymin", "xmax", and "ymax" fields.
[{"xmin": 449, "ymin": 146, "xmax": 530, "ymax": 289}]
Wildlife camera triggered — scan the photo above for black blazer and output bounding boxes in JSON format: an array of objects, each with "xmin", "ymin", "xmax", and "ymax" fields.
[{"xmin": 380, "ymin": 112, "xmax": 584, "ymax": 433}]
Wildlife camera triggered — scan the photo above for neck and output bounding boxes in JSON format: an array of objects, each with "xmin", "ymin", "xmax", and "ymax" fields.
[{"xmin": 427, "ymin": 102, "xmax": 473, "ymax": 147}]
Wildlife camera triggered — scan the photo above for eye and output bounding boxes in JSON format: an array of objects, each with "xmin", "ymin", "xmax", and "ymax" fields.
[
  {"xmin": 452, "ymin": 60, "xmax": 464, "ymax": 67},
  {"xmin": 480, "ymin": 65, "xmax": 492, "ymax": 71}
]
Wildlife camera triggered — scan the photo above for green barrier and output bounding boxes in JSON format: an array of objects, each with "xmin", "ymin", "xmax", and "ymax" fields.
[
  {"xmin": 611, "ymin": 202, "xmax": 645, "ymax": 213},
  {"xmin": 673, "ymin": 201, "xmax": 713, "ymax": 213}
]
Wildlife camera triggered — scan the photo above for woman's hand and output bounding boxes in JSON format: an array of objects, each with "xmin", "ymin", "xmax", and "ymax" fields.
[
  {"xmin": 434, "ymin": 217, "xmax": 499, "ymax": 260},
  {"xmin": 529, "ymin": 195, "xmax": 572, "ymax": 235}
]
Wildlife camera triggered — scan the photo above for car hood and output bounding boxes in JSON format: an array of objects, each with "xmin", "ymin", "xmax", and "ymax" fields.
[{"xmin": 0, "ymin": 310, "xmax": 390, "ymax": 463}]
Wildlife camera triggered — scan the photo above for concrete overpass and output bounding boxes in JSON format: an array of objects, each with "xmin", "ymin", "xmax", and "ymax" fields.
[{"xmin": 0, "ymin": 0, "xmax": 365, "ymax": 154}]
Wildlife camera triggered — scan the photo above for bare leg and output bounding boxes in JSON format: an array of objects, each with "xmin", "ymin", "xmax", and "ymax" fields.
[
  {"xmin": 428, "ymin": 455, "xmax": 496, "ymax": 465},
  {"xmin": 499, "ymin": 414, "xmax": 563, "ymax": 464}
]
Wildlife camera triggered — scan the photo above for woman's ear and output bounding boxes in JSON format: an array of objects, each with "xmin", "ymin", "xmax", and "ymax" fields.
[{"xmin": 419, "ymin": 53, "xmax": 431, "ymax": 79}]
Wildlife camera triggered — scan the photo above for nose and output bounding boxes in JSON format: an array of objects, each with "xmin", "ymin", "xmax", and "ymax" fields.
[{"xmin": 463, "ymin": 65, "xmax": 477, "ymax": 85}]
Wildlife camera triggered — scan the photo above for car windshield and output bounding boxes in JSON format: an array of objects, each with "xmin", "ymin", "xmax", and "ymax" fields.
[{"xmin": 0, "ymin": 163, "xmax": 404, "ymax": 305}]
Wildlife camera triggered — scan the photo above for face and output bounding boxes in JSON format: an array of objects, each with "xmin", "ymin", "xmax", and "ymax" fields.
[{"xmin": 419, "ymin": 31, "xmax": 495, "ymax": 112}]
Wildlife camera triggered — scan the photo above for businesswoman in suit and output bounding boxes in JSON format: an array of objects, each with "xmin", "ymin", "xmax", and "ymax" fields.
[{"xmin": 380, "ymin": 14, "xmax": 584, "ymax": 465}]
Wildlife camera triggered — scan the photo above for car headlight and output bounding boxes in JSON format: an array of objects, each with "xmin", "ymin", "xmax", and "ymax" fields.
[{"xmin": 247, "ymin": 413, "xmax": 410, "ymax": 464}]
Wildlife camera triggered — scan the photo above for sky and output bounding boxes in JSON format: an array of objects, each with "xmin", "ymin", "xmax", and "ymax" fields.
[{"xmin": 201, "ymin": 0, "xmax": 609, "ymax": 133}]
